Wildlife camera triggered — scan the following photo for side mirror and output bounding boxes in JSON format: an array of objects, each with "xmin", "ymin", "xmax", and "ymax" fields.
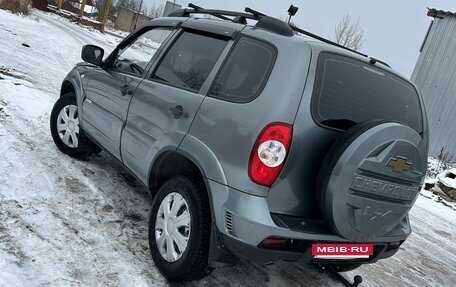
[{"xmin": 81, "ymin": 45, "xmax": 104, "ymax": 66}]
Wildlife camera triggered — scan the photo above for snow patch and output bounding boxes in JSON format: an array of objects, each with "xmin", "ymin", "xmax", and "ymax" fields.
[{"xmin": 0, "ymin": 8, "xmax": 455, "ymax": 287}]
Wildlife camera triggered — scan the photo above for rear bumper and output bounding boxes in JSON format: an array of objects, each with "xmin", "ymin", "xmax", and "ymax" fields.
[
  {"xmin": 206, "ymin": 179, "xmax": 410, "ymax": 264},
  {"xmin": 221, "ymin": 233, "xmax": 402, "ymax": 265}
]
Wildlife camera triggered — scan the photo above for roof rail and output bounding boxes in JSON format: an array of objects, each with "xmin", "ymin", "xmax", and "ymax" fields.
[
  {"xmin": 166, "ymin": 3, "xmax": 391, "ymax": 66},
  {"xmin": 188, "ymin": 3, "xmax": 232, "ymax": 21},
  {"xmin": 289, "ymin": 25, "xmax": 368, "ymax": 58},
  {"xmin": 168, "ymin": 4, "xmax": 294, "ymax": 36},
  {"xmin": 168, "ymin": 4, "xmax": 260, "ymax": 21}
]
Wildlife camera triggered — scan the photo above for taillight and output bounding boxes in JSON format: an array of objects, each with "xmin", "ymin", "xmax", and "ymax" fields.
[{"xmin": 249, "ymin": 123, "xmax": 293, "ymax": 186}]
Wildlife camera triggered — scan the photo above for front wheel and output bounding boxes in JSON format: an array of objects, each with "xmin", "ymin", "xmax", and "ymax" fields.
[
  {"xmin": 50, "ymin": 93, "xmax": 100, "ymax": 158},
  {"xmin": 149, "ymin": 176, "xmax": 213, "ymax": 281}
]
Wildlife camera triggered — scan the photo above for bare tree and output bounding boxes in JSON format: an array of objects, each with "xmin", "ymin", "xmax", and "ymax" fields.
[
  {"xmin": 92, "ymin": 0, "xmax": 116, "ymax": 21},
  {"xmin": 144, "ymin": 3, "xmax": 163, "ymax": 18},
  {"xmin": 332, "ymin": 14, "xmax": 364, "ymax": 51},
  {"xmin": 116, "ymin": 0, "xmax": 140, "ymax": 11}
]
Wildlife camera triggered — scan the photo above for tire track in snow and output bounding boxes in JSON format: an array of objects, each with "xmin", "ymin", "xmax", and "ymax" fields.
[
  {"xmin": 0, "ymin": 80, "xmax": 342, "ymax": 286},
  {"xmin": 34, "ymin": 11, "xmax": 115, "ymax": 51},
  {"xmin": 0, "ymin": 87, "xmax": 165, "ymax": 286},
  {"xmin": 2, "ymin": 10, "xmax": 456, "ymax": 287}
]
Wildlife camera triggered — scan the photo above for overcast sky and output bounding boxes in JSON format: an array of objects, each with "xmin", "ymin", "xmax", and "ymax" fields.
[{"xmin": 143, "ymin": 0, "xmax": 456, "ymax": 78}]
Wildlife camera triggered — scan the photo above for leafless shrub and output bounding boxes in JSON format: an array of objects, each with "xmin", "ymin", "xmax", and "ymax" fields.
[
  {"xmin": 144, "ymin": 3, "xmax": 163, "ymax": 18},
  {"xmin": 332, "ymin": 14, "xmax": 364, "ymax": 51},
  {"xmin": 437, "ymin": 147, "xmax": 454, "ymax": 173},
  {"xmin": 0, "ymin": 0, "xmax": 31, "ymax": 14}
]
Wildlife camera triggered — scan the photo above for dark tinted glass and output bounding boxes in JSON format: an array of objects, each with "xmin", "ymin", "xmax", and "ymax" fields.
[
  {"xmin": 312, "ymin": 53, "xmax": 422, "ymax": 133},
  {"xmin": 152, "ymin": 32, "xmax": 227, "ymax": 92},
  {"xmin": 209, "ymin": 37, "xmax": 276, "ymax": 102}
]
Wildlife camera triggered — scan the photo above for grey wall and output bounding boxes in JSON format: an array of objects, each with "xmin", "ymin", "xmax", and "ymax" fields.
[
  {"xmin": 411, "ymin": 12, "xmax": 456, "ymax": 161},
  {"xmin": 115, "ymin": 7, "xmax": 151, "ymax": 32}
]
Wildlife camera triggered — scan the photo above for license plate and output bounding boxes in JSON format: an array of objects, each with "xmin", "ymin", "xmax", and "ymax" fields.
[{"xmin": 312, "ymin": 243, "xmax": 374, "ymax": 259}]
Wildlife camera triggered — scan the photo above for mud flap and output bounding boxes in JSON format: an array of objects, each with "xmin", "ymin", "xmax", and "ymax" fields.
[{"xmin": 208, "ymin": 223, "xmax": 239, "ymax": 267}]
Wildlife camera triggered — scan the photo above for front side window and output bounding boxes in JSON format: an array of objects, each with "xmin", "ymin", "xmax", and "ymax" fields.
[
  {"xmin": 113, "ymin": 27, "xmax": 172, "ymax": 76},
  {"xmin": 208, "ymin": 37, "xmax": 276, "ymax": 102},
  {"xmin": 152, "ymin": 31, "xmax": 228, "ymax": 92}
]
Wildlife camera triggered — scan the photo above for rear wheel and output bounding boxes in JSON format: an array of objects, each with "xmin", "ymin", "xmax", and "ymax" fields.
[
  {"xmin": 149, "ymin": 176, "xmax": 213, "ymax": 281},
  {"xmin": 50, "ymin": 93, "xmax": 100, "ymax": 159}
]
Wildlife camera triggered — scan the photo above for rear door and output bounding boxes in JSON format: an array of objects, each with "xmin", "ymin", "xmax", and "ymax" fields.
[
  {"xmin": 81, "ymin": 27, "xmax": 173, "ymax": 159},
  {"xmin": 121, "ymin": 27, "xmax": 233, "ymax": 182}
]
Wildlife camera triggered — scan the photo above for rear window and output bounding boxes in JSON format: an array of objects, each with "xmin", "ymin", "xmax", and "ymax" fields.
[
  {"xmin": 312, "ymin": 53, "xmax": 423, "ymax": 133},
  {"xmin": 208, "ymin": 37, "xmax": 276, "ymax": 103}
]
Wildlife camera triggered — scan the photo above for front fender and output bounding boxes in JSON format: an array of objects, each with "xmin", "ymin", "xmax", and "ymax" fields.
[{"xmin": 60, "ymin": 68, "xmax": 85, "ymax": 118}]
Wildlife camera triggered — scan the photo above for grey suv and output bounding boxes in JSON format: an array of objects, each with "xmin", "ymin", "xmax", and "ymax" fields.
[{"xmin": 50, "ymin": 5, "xmax": 428, "ymax": 282}]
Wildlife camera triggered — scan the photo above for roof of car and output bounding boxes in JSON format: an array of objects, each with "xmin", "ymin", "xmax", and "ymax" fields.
[
  {"xmin": 162, "ymin": 7, "xmax": 373, "ymax": 59},
  {"xmin": 144, "ymin": 9, "xmax": 393, "ymax": 72}
]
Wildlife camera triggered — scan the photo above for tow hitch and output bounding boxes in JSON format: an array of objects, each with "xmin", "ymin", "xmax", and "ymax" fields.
[
  {"xmin": 329, "ymin": 270, "xmax": 363, "ymax": 287},
  {"xmin": 319, "ymin": 266, "xmax": 363, "ymax": 287}
]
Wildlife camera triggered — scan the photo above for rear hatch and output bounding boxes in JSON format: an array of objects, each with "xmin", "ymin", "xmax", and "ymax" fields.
[{"xmin": 268, "ymin": 50, "xmax": 428, "ymax": 241}]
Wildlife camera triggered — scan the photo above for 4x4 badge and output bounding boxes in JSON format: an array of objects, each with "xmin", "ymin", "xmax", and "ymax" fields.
[{"xmin": 387, "ymin": 156, "xmax": 412, "ymax": 173}]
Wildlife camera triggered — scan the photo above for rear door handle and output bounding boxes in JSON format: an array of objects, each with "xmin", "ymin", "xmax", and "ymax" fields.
[
  {"xmin": 169, "ymin": 105, "xmax": 184, "ymax": 119},
  {"xmin": 120, "ymin": 84, "xmax": 133, "ymax": 96}
]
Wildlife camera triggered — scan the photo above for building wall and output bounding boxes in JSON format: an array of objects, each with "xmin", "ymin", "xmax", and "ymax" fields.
[
  {"xmin": 411, "ymin": 14, "xmax": 456, "ymax": 161},
  {"xmin": 115, "ymin": 7, "xmax": 151, "ymax": 32}
]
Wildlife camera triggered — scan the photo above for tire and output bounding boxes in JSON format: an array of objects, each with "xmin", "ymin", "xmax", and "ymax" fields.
[
  {"xmin": 50, "ymin": 93, "xmax": 100, "ymax": 159},
  {"xmin": 316, "ymin": 120, "xmax": 426, "ymax": 241},
  {"xmin": 149, "ymin": 176, "xmax": 213, "ymax": 281},
  {"xmin": 317, "ymin": 120, "xmax": 390, "ymax": 215}
]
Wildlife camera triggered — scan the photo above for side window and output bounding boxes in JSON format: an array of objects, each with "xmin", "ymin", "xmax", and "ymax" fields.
[
  {"xmin": 152, "ymin": 31, "xmax": 228, "ymax": 92},
  {"xmin": 113, "ymin": 27, "xmax": 172, "ymax": 76},
  {"xmin": 209, "ymin": 37, "xmax": 276, "ymax": 102}
]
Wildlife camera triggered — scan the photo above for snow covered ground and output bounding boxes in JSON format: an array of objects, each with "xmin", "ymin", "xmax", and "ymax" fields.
[{"xmin": 0, "ymin": 9, "xmax": 455, "ymax": 287}]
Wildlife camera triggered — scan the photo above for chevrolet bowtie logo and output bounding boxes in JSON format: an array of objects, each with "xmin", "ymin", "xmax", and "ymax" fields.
[{"xmin": 387, "ymin": 156, "xmax": 412, "ymax": 173}]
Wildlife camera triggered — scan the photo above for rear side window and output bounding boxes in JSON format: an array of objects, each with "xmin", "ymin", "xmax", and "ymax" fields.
[
  {"xmin": 312, "ymin": 53, "xmax": 423, "ymax": 133},
  {"xmin": 208, "ymin": 37, "xmax": 276, "ymax": 102},
  {"xmin": 152, "ymin": 31, "xmax": 227, "ymax": 92}
]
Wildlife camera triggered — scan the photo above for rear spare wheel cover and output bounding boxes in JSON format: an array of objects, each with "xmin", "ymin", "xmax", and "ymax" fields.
[{"xmin": 322, "ymin": 122, "xmax": 426, "ymax": 241}]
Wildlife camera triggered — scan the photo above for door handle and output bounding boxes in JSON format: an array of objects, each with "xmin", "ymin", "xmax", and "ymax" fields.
[
  {"xmin": 169, "ymin": 105, "xmax": 184, "ymax": 119},
  {"xmin": 120, "ymin": 84, "xmax": 133, "ymax": 96}
]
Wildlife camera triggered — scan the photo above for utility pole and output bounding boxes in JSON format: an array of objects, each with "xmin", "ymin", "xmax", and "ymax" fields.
[
  {"xmin": 100, "ymin": 0, "xmax": 111, "ymax": 32},
  {"xmin": 133, "ymin": 0, "xmax": 144, "ymax": 30},
  {"xmin": 80, "ymin": 0, "xmax": 87, "ymax": 17}
]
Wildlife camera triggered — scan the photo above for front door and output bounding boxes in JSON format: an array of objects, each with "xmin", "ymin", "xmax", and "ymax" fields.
[{"xmin": 81, "ymin": 27, "xmax": 173, "ymax": 159}]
